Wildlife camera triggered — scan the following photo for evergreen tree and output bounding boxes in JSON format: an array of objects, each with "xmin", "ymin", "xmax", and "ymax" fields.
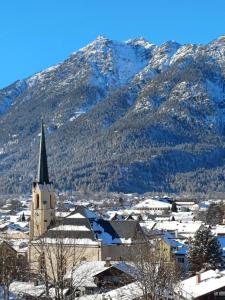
[
  {"xmin": 171, "ymin": 201, "xmax": 178, "ymax": 212},
  {"xmin": 187, "ymin": 227, "xmax": 223, "ymax": 274},
  {"xmin": 21, "ymin": 212, "xmax": 26, "ymax": 222}
]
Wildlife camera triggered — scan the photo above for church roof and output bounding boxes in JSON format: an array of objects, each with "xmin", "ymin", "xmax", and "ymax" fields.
[
  {"xmin": 67, "ymin": 205, "xmax": 98, "ymax": 219},
  {"xmin": 31, "ymin": 205, "xmax": 144, "ymax": 246},
  {"xmin": 92, "ymin": 219, "xmax": 142, "ymax": 244},
  {"xmin": 44, "ymin": 228, "xmax": 96, "ymax": 241},
  {"xmin": 37, "ymin": 119, "xmax": 49, "ymax": 184}
]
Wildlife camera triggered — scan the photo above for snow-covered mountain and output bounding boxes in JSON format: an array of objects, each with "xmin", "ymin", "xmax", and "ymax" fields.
[{"xmin": 1, "ymin": 35, "xmax": 225, "ymax": 194}]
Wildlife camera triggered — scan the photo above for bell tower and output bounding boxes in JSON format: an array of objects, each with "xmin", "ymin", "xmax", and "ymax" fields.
[{"xmin": 30, "ymin": 119, "xmax": 56, "ymax": 240}]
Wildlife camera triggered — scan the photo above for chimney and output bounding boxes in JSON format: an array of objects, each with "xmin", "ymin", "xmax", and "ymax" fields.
[
  {"xmin": 196, "ymin": 272, "xmax": 201, "ymax": 284},
  {"xmin": 104, "ymin": 257, "xmax": 111, "ymax": 268}
]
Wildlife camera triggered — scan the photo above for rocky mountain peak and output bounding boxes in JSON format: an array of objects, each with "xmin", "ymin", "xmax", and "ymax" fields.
[{"xmin": 1, "ymin": 35, "xmax": 225, "ymax": 194}]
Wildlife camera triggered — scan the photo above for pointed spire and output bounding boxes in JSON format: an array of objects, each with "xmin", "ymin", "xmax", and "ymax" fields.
[{"xmin": 37, "ymin": 119, "xmax": 50, "ymax": 184}]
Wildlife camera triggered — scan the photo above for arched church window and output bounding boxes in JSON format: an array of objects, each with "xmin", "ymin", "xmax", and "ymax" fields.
[
  {"xmin": 35, "ymin": 194, "xmax": 40, "ymax": 209},
  {"xmin": 50, "ymin": 194, "xmax": 54, "ymax": 209}
]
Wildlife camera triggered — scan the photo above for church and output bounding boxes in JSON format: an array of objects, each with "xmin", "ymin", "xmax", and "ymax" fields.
[{"xmin": 28, "ymin": 120, "xmax": 145, "ymax": 277}]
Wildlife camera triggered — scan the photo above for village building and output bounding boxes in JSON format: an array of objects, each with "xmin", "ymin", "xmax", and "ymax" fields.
[
  {"xmin": 9, "ymin": 281, "xmax": 71, "ymax": 300},
  {"xmin": 155, "ymin": 232, "xmax": 189, "ymax": 273},
  {"xmin": 64, "ymin": 260, "xmax": 137, "ymax": 297},
  {"xmin": 176, "ymin": 270, "xmax": 225, "ymax": 299},
  {"xmin": 131, "ymin": 198, "xmax": 172, "ymax": 213}
]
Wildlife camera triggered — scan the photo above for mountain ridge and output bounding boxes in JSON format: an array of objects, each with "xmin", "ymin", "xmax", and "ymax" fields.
[{"xmin": 1, "ymin": 34, "xmax": 225, "ymax": 194}]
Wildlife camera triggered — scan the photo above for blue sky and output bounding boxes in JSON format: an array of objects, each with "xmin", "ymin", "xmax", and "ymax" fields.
[{"xmin": 0, "ymin": 0, "xmax": 225, "ymax": 89}]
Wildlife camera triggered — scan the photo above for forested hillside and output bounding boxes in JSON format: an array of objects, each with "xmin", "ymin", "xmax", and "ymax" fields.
[{"xmin": 1, "ymin": 35, "xmax": 225, "ymax": 194}]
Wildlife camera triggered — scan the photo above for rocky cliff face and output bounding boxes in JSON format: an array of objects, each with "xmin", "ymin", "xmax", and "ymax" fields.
[{"xmin": 1, "ymin": 35, "xmax": 225, "ymax": 194}]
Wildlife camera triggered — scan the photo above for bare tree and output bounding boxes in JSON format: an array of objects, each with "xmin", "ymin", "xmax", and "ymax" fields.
[
  {"xmin": 130, "ymin": 241, "xmax": 180, "ymax": 300},
  {"xmin": 29, "ymin": 229, "xmax": 89, "ymax": 299},
  {"xmin": 0, "ymin": 240, "xmax": 22, "ymax": 300}
]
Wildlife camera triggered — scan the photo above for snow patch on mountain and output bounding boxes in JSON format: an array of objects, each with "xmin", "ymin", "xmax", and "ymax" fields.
[
  {"xmin": 150, "ymin": 41, "xmax": 181, "ymax": 70},
  {"xmin": 69, "ymin": 109, "xmax": 87, "ymax": 122},
  {"xmin": 170, "ymin": 44, "xmax": 199, "ymax": 65},
  {"xmin": 77, "ymin": 36, "xmax": 154, "ymax": 89},
  {"xmin": 0, "ymin": 80, "xmax": 27, "ymax": 115},
  {"xmin": 26, "ymin": 63, "xmax": 61, "ymax": 88}
]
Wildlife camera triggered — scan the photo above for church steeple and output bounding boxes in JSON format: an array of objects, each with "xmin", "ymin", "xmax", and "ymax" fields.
[
  {"xmin": 30, "ymin": 118, "xmax": 55, "ymax": 240},
  {"xmin": 37, "ymin": 119, "xmax": 50, "ymax": 184}
]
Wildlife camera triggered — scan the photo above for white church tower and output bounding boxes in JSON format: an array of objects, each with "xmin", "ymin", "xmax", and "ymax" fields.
[{"xmin": 30, "ymin": 119, "xmax": 56, "ymax": 240}]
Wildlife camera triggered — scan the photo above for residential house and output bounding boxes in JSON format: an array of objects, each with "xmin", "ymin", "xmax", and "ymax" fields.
[
  {"xmin": 64, "ymin": 260, "xmax": 137, "ymax": 297},
  {"xmin": 176, "ymin": 270, "xmax": 225, "ymax": 299},
  {"xmin": 156, "ymin": 232, "xmax": 188, "ymax": 272}
]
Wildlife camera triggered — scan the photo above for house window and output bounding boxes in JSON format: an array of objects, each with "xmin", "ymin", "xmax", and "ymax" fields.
[
  {"xmin": 35, "ymin": 194, "xmax": 39, "ymax": 209},
  {"xmin": 177, "ymin": 257, "xmax": 185, "ymax": 263}
]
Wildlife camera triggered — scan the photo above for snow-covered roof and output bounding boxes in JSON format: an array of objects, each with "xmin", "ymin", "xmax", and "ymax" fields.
[
  {"xmin": 94, "ymin": 261, "xmax": 138, "ymax": 279},
  {"xmin": 78, "ymin": 281, "xmax": 143, "ymax": 300},
  {"xmin": 17, "ymin": 210, "xmax": 31, "ymax": 216},
  {"xmin": 9, "ymin": 216, "xmax": 19, "ymax": 222},
  {"xmin": 0, "ymin": 230, "xmax": 29, "ymax": 239},
  {"xmin": 9, "ymin": 281, "xmax": 45, "ymax": 297},
  {"xmin": 64, "ymin": 261, "xmax": 137, "ymax": 289},
  {"xmin": 103, "ymin": 281, "xmax": 143, "ymax": 299},
  {"xmin": 8, "ymin": 238, "xmax": 29, "ymax": 252},
  {"xmin": 213, "ymin": 225, "xmax": 225, "ymax": 235},
  {"xmin": 177, "ymin": 270, "xmax": 225, "ymax": 299},
  {"xmin": 217, "ymin": 237, "xmax": 225, "ymax": 256},
  {"xmin": 67, "ymin": 212, "xmax": 85, "ymax": 219},
  {"xmin": 67, "ymin": 206, "xmax": 98, "ymax": 219},
  {"xmin": 133, "ymin": 198, "xmax": 171, "ymax": 210},
  {"xmin": 30, "ymin": 205, "xmax": 142, "ymax": 247},
  {"xmin": 0, "ymin": 222, "xmax": 9, "ymax": 229},
  {"xmin": 92, "ymin": 219, "xmax": 141, "ymax": 245},
  {"xmin": 32, "ymin": 237, "xmax": 99, "ymax": 246},
  {"xmin": 64, "ymin": 261, "xmax": 112, "ymax": 287},
  {"xmin": 55, "ymin": 211, "xmax": 71, "ymax": 218},
  {"xmin": 171, "ymin": 212, "xmax": 194, "ymax": 222},
  {"xmin": 162, "ymin": 232, "xmax": 188, "ymax": 255},
  {"xmin": 50, "ymin": 224, "xmax": 90, "ymax": 231},
  {"xmin": 139, "ymin": 221, "xmax": 157, "ymax": 234},
  {"xmin": 7, "ymin": 222, "xmax": 29, "ymax": 232},
  {"xmin": 0, "ymin": 209, "xmax": 11, "ymax": 214},
  {"xmin": 154, "ymin": 221, "xmax": 203, "ymax": 237},
  {"xmin": 9, "ymin": 281, "xmax": 69, "ymax": 298}
]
